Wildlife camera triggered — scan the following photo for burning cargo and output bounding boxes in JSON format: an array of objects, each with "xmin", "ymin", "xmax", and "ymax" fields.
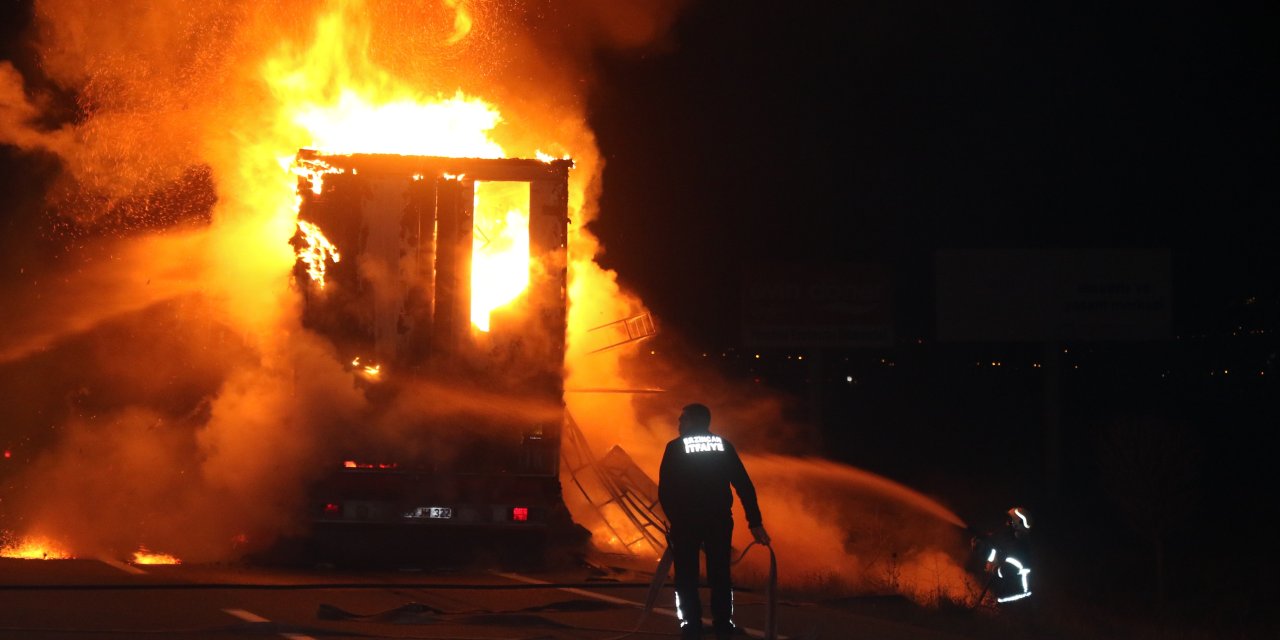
[{"xmin": 291, "ymin": 150, "xmax": 573, "ymax": 551}]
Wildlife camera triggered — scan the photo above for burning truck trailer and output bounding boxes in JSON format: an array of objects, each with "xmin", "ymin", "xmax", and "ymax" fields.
[{"xmin": 289, "ymin": 150, "xmax": 575, "ymax": 565}]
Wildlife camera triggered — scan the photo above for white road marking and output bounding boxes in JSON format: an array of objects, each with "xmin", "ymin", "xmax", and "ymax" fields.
[
  {"xmin": 223, "ymin": 608, "xmax": 270, "ymax": 623},
  {"xmin": 492, "ymin": 571, "xmax": 783, "ymax": 639},
  {"xmin": 222, "ymin": 608, "xmax": 316, "ymax": 640},
  {"xmin": 96, "ymin": 557, "xmax": 146, "ymax": 575}
]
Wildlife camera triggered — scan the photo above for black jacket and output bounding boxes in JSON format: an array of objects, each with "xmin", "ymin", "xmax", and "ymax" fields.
[{"xmin": 658, "ymin": 429, "xmax": 763, "ymax": 528}]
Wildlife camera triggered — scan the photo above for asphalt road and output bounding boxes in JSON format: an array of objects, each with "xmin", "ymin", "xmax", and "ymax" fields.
[{"xmin": 0, "ymin": 556, "xmax": 1002, "ymax": 640}]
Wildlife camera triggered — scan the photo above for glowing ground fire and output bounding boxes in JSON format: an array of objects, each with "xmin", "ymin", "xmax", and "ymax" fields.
[
  {"xmin": 132, "ymin": 547, "xmax": 181, "ymax": 565},
  {"xmin": 0, "ymin": 534, "xmax": 74, "ymax": 560}
]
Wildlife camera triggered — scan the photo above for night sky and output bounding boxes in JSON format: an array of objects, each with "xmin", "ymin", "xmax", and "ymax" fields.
[{"xmin": 588, "ymin": 0, "xmax": 1276, "ymax": 346}]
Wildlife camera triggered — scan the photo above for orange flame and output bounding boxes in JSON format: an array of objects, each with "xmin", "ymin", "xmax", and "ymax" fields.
[
  {"xmin": 351, "ymin": 357, "xmax": 382, "ymax": 378},
  {"xmin": 295, "ymin": 220, "xmax": 341, "ymax": 289},
  {"xmin": 0, "ymin": 534, "xmax": 74, "ymax": 560},
  {"xmin": 443, "ymin": 0, "xmax": 473, "ymax": 45},
  {"xmin": 131, "ymin": 547, "xmax": 181, "ymax": 565},
  {"xmin": 472, "ymin": 181, "xmax": 531, "ymax": 331},
  {"xmin": 269, "ymin": 4, "xmax": 530, "ymax": 330},
  {"xmin": 291, "ymin": 156, "xmax": 345, "ymax": 195}
]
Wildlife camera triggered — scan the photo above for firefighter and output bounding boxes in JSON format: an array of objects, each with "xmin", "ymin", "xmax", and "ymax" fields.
[
  {"xmin": 658, "ymin": 403, "xmax": 770, "ymax": 640},
  {"xmin": 975, "ymin": 506, "xmax": 1034, "ymax": 604}
]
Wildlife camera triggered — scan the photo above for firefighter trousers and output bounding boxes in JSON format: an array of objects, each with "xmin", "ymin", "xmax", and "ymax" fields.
[{"xmin": 671, "ymin": 517, "xmax": 734, "ymax": 636}]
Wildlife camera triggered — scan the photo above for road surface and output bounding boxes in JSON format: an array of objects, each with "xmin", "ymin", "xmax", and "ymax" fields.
[{"xmin": 0, "ymin": 555, "xmax": 1020, "ymax": 639}]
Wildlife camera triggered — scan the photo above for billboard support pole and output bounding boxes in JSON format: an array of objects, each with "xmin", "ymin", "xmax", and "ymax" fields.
[{"xmin": 1043, "ymin": 341, "xmax": 1062, "ymax": 505}]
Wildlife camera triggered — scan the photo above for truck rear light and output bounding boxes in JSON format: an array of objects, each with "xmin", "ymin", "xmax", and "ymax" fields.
[
  {"xmin": 323, "ymin": 502, "xmax": 341, "ymax": 517},
  {"xmin": 511, "ymin": 507, "xmax": 528, "ymax": 522},
  {"xmin": 342, "ymin": 460, "xmax": 398, "ymax": 469}
]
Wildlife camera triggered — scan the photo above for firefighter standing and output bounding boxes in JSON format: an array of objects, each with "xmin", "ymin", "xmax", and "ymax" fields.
[
  {"xmin": 659, "ymin": 403, "xmax": 770, "ymax": 640},
  {"xmin": 975, "ymin": 507, "xmax": 1034, "ymax": 604}
]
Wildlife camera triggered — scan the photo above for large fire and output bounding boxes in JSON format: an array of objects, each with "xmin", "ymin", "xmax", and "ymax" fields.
[
  {"xmin": 274, "ymin": 7, "xmax": 528, "ymax": 331},
  {"xmin": 0, "ymin": 534, "xmax": 74, "ymax": 560},
  {"xmin": 0, "ymin": 0, "xmax": 973, "ymax": 605}
]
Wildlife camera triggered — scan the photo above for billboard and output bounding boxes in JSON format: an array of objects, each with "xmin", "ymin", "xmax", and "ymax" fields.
[
  {"xmin": 743, "ymin": 263, "xmax": 893, "ymax": 348},
  {"xmin": 936, "ymin": 249, "xmax": 1172, "ymax": 342}
]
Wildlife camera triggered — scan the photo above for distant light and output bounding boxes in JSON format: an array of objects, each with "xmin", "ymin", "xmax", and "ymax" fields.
[
  {"xmin": 754, "ymin": 354, "xmax": 761, "ymax": 359},
  {"xmin": 797, "ymin": 355, "xmax": 804, "ymax": 361},
  {"xmin": 512, "ymin": 507, "xmax": 529, "ymax": 521},
  {"xmin": 846, "ymin": 376, "xmax": 853, "ymax": 383},
  {"xmin": 323, "ymin": 503, "xmax": 340, "ymax": 517},
  {"xmin": 3, "ymin": 450, "xmax": 9, "ymax": 459}
]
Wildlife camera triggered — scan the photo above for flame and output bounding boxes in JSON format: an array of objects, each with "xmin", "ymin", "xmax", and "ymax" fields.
[
  {"xmin": 268, "ymin": 3, "xmax": 530, "ymax": 330},
  {"xmin": 472, "ymin": 181, "xmax": 531, "ymax": 331},
  {"xmin": 443, "ymin": 0, "xmax": 474, "ymax": 45},
  {"xmin": 295, "ymin": 220, "xmax": 341, "ymax": 289},
  {"xmin": 351, "ymin": 357, "xmax": 382, "ymax": 378},
  {"xmin": 0, "ymin": 534, "xmax": 74, "ymax": 560},
  {"xmin": 291, "ymin": 157, "xmax": 345, "ymax": 195},
  {"xmin": 132, "ymin": 547, "xmax": 181, "ymax": 565},
  {"xmin": 532, "ymin": 149, "xmax": 568, "ymax": 163},
  {"xmin": 292, "ymin": 90, "xmax": 505, "ymax": 159}
]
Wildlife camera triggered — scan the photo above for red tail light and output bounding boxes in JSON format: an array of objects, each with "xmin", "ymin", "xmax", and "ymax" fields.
[
  {"xmin": 323, "ymin": 502, "xmax": 341, "ymax": 517},
  {"xmin": 511, "ymin": 507, "xmax": 529, "ymax": 522}
]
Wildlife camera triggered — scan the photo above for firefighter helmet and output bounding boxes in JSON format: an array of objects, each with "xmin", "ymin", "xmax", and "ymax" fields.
[{"xmin": 1007, "ymin": 507, "xmax": 1032, "ymax": 532}]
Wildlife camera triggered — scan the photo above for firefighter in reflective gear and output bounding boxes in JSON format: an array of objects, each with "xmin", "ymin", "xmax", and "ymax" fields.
[
  {"xmin": 659, "ymin": 403, "xmax": 770, "ymax": 640},
  {"xmin": 977, "ymin": 507, "xmax": 1034, "ymax": 604}
]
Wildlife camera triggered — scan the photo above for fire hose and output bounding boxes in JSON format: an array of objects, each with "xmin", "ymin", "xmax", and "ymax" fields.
[{"xmin": 609, "ymin": 540, "xmax": 778, "ymax": 640}]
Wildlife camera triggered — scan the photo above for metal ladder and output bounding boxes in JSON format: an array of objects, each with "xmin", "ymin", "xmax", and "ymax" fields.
[{"xmin": 562, "ymin": 411, "xmax": 668, "ymax": 556}]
